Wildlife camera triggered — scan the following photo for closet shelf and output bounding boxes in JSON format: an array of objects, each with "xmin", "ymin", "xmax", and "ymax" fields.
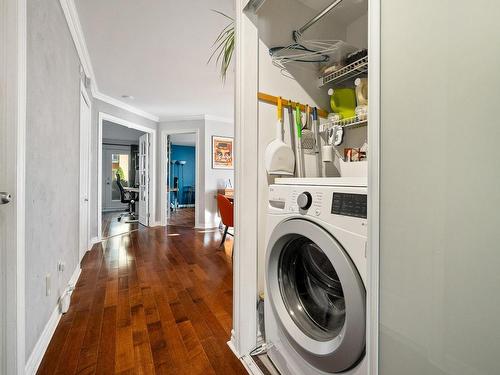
[
  {"xmin": 319, "ymin": 117, "xmax": 367, "ymax": 132},
  {"xmin": 318, "ymin": 55, "xmax": 368, "ymax": 87}
]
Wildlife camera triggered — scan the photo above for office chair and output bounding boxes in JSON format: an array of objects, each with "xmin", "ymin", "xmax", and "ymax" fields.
[{"xmin": 116, "ymin": 173, "xmax": 138, "ymax": 222}]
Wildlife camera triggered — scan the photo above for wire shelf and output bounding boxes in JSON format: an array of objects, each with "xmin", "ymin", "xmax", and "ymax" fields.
[
  {"xmin": 319, "ymin": 117, "xmax": 368, "ymax": 132},
  {"xmin": 319, "ymin": 55, "xmax": 368, "ymax": 87}
]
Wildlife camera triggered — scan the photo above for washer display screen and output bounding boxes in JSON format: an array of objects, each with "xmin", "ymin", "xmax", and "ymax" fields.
[
  {"xmin": 278, "ymin": 237, "xmax": 346, "ymax": 341},
  {"xmin": 331, "ymin": 193, "xmax": 367, "ymax": 218}
]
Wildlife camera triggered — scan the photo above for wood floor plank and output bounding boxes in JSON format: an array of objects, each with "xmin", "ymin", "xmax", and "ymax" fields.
[
  {"xmin": 95, "ymin": 306, "xmax": 117, "ymax": 375},
  {"xmin": 53, "ymin": 310, "xmax": 90, "ymax": 375},
  {"xmin": 37, "ymin": 224, "xmax": 245, "ymax": 374}
]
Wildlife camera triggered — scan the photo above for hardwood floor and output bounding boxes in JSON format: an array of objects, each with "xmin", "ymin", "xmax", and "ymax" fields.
[
  {"xmin": 102, "ymin": 211, "xmax": 139, "ymax": 238},
  {"xmin": 168, "ymin": 208, "xmax": 195, "ymax": 228},
  {"xmin": 37, "ymin": 225, "xmax": 245, "ymax": 375}
]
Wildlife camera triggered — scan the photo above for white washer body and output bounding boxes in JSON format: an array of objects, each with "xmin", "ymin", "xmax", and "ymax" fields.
[{"xmin": 264, "ymin": 178, "xmax": 368, "ymax": 375}]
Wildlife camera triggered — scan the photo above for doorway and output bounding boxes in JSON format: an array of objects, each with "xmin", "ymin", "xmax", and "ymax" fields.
[
  {"xmin": 167, "ymin": 133, "xmax": 197, "ymax": 227},
  {"xmin": 161, "ymin": 129, "xmax": 201, "ymax": 228},
  {"xmin": 98, "ymin": 113, "xmax": 156, "ymax": 238},
  {"xmin": 103, "ymin": 146, "xmax": 131, "ymax": 210}
]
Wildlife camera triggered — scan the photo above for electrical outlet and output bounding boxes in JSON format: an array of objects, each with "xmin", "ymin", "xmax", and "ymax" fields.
[
  {"xmin": 45, "ymin": 273, "xmax": 51, "ymax": 296},
  {"xmin": 57, "ymin": 261, "xmax": 65, "ymax": 273}
]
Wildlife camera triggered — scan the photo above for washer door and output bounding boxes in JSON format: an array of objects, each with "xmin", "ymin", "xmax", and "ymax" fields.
[{"xmin": 266, "ymin": 219, "xmax": 365, "ymax": 373}]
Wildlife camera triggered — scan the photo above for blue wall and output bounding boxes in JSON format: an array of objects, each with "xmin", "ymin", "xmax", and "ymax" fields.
[{"xmin": 169, "ymin": 145, "xmax": 196, "ymax": 205}]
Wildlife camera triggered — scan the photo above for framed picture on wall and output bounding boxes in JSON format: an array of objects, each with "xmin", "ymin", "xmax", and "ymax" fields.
[{"xmin": 212, "ymin": 136, "xmax": 234, "ymax": 169}]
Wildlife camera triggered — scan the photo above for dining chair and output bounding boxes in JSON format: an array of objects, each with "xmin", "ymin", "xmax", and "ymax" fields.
[{"xmin": 217, "ymin": 194, "xmax": 234, "ymax": 248}]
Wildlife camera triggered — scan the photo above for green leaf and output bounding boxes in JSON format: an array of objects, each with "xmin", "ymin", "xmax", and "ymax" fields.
[{"xmin": 208, "ymin": 9, "xmax": 235, "ymax": 82}]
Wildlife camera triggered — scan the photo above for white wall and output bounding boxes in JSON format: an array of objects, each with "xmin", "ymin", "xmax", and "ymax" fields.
[
  {"xmin": 25, "ymin": 0, "xmax": 81, "ymax": 360},
  {"xmin": 257, "ymin": 38, "xmax": 323, "ymax": 293},
  {"xmin": 204, "ymin": 119, "xmax": 234, "ymax": 228}
]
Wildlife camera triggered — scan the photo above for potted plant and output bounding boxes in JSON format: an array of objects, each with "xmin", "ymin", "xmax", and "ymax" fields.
[{"xmin": 208, "ymin": 10, "xmax": 234, "ymax": 82}]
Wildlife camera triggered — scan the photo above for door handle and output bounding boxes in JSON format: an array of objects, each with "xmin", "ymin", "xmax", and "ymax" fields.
[
  {"xmin": 0, "ymin": 192, "xmax": 12, "ymax": 205},
  {"xmin": 84, "ymin": 198, "xmax": 89, "ymax": 202}
]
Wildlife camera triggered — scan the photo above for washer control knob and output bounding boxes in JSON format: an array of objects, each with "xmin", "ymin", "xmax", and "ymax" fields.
[{"xmin": 297, "ymin": 192, "xmax": 312, "ymax": 210}]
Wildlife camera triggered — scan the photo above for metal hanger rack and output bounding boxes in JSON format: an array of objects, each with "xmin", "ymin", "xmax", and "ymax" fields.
[
  {"xmin": 258, "ymin": 92, "xmax": 329, "ymax": 118},
  {"xmin": 294, "ymin": 0, "xmax": 345, "ymax": 39},
  {"xmin": 269, "ymin": 0, "xmax": 349, "ymax": 76}
]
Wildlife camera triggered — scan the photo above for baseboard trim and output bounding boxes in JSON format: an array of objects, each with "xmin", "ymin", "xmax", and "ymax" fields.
[
  {"xmin": 90, "ymin": 236, "xmax": 101, "ymax": 245},
  {"xmin": 25, "ymin": 265, "xmax": 81, "ymax": 375},
  {"xmin": 195, "ymin": 222, "xmax": 219, "ymax": 230},
  {"xmin": 177, "ymin": 204, "xmax": 195, "ymax": 208},
  {"xmin": 68, "ymin": 265, "xmax": 81, "ymax": 288}
]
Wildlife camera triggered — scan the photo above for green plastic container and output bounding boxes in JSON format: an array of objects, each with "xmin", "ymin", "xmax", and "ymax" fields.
[{"xmin": 329, "ymin": 88, "xmax": 357, "ymax": 119}]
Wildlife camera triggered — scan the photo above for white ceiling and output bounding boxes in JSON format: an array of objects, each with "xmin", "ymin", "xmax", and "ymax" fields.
[
  {"xmin": 170, "ymin": 133, "xmax": 196, "ymax": 146},
  {"xmin": 75, "ymin": 0, "xmax": 235, "ymax": 121}
]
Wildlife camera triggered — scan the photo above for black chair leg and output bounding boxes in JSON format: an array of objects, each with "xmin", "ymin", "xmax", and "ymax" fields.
[{"xmin": 219, "ymin": 226, "xmax": 229, "ymax": 248}]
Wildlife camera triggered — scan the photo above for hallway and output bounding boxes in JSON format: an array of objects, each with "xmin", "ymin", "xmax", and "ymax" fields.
[
  {"xmin": 37, "ymin": 225, "xmax": 244, "ymax": 374},
  {"xmin": 167, "ymin": 207, "xmax": 195, "ymax": 228},
  {"xmin": 101, "ymin": 211, "xmax": 139, "ymax": 238}
]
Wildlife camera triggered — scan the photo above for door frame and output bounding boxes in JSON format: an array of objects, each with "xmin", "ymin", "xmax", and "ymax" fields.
[
  {"xmin": 1, "ymin": 0, "xmax": 27, "ymax": 373},
  {"xmin": 232, "ymin": 1, "xmax": 381, "ymax": 373},
  {"xmin": 160, "ymin": 129, "xmax": 201, "ymax": 227},
  {"xmin": 79, "ymin": 82, "xmax": 92, "ymax": 261},
  {"xmin": 367, "ymin": 0, "xmax": 381, "ymax": 373},
  {"xmin": 97, "ymin": 112, "xmax": 156, "ymax": 237}
]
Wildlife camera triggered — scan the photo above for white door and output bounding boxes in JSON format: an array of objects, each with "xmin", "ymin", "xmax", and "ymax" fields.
[
  {"xmin": 102, "ymin": 145, "xmax": 130, "ymax": 211},
  {"xmin": 139, "ymin": 133, "xmax": 149, "ymax": 226},
  {"xmin": 1, "ymin": 1, "xmax": 24, "ymax": 372},
  {"xmin": 379, "ymin": 1, "xmax": 500, "ymax": 374},
  {"xmin": 79, "ymin": 89, "xmax": 91, "ymax": 261}
]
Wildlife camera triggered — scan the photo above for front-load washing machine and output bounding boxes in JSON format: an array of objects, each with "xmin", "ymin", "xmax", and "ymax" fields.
[{"xmin": 264, "ymin": 177, "xmax": 368, "ymax": 375}]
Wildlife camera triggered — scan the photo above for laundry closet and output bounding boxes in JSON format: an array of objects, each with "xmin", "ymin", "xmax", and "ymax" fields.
[
  {"xmin": 234, "ymin": 0, "xmax": 500, "ymax": 374},
  {"xmin": 236, "ymin": 0, "xmax": 372, "ymax": 374},
  {"xmin": 255, "ymin": 0, "xmax": 369, "ymax": 289}
]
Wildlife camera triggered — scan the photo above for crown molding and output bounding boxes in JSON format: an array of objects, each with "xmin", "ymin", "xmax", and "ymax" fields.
[
  {"xmin": 160, "ymin": 114, "xmax": 233, "ymax": 124},
  {"xmin": 159, "ymin": 114, "xmax": 206, "ymax": 123},
  {"xmin": 93, "ymin": 92, "xmax": 159, "ymax": 122},
  {"xmin": 204, "ymin": 114, "xmax": 234, "ymax": 124},
  {"xmin": 59, "ymin": 0, "xmax": 159, "ymax": 123}
]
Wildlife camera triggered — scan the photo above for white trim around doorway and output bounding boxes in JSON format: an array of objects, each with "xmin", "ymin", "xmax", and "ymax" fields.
[
  {"xmin": 160, "ymin": 129, "xmax": 201, "ymax": 228},
  {"xmin": 97, "ymin": 112, "xmax": 157, "ymax": 238},
  {"xmin": 367, "ymin": 0, "xmax": 381, "ymax": 373}
]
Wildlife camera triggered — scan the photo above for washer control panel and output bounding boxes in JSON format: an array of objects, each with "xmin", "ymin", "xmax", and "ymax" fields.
[{"xmin": 269, "ymin": 184, "xmax": 368, "ymax": 223}]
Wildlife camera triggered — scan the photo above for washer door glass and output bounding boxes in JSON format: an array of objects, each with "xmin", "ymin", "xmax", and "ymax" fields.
[{"xmin": 279, "ymin": 237, "xmax": 346, "ymax": 341}]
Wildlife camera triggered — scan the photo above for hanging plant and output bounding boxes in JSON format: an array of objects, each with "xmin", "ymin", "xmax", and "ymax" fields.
[{"xmin": 208, "ymin": 10, "xmax": 235, "ymax": 83}]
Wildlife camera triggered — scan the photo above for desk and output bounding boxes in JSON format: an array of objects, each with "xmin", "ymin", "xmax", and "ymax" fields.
[{"xmin": 124, "ymin": 187, "xmax": 139, "ymax": 193}]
